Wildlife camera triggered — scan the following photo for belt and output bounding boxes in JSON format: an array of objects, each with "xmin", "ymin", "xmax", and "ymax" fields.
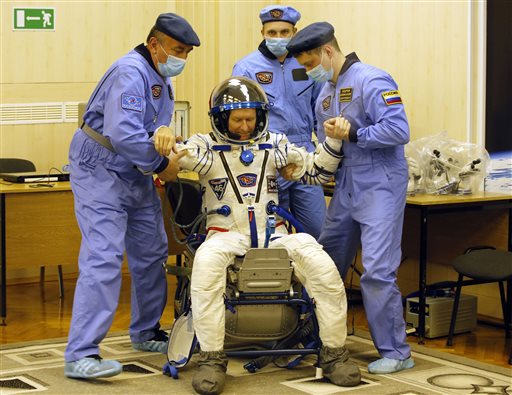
[{"xmin": 81, "ymin": 122, "xmax": 115, "ymax": 152}]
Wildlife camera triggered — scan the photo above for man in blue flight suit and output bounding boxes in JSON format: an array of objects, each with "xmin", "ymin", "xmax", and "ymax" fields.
[
  {"xmin": 64, "ymin": 13, "xmax": 198, "ymax": 379},
  {"xmin": 232, "ymin": 5, "xmax": 326, "ymax": 238},
  {"xmin": 286, "ymin": 22, "xmax": 414, "ymax": 374}
]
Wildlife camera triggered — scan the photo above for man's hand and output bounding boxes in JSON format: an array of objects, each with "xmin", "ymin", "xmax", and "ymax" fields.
[
  {"xmin": 279, "ymin": 163, "xmax": 297, "ymax": 181},
  {"xmin": 157, "ymin": 150, "xmax": 188, "ymax": 182},
  {"xmin": 324, "ymin": 116, "xmax": 351, "ymax": 140},
  {"xmin": 154, "ymin": 126, "xmax": 177, "ymax": 156}
]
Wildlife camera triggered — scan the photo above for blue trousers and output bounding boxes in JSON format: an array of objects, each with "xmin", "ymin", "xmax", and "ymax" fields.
[
  {"xmin": 278, "ymin": 177, "xmax": 326, "ymax": 239},
  {"xmin": 318, "ymin": 160, "xmax": 411, "ymax": 360},
  {"xmin": 65, "ymin": 131, "xmax": 168, "ymax": 362}
]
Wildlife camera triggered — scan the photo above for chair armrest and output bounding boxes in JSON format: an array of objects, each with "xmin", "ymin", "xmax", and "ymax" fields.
[{"xmin": 464, "ymin": 245, "xmax": 496, "ymax": 254}]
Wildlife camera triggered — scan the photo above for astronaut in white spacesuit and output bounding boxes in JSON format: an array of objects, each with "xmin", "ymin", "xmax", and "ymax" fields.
[{"xmin": 167, "ymin": 77, "xmax": 361, "ymax": 395}]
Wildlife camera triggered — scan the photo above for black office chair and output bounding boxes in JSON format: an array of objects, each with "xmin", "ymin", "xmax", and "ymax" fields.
[
  {"xmin": 0, "ymin": 158, "xmax": 36, "ymax": 173},
  {"xmin": 0, "ymin": 158, "xmax": 64, "ymax": 298},
  {"xmin": 446, "ymin": 246, "xmax": 512, "ymax": 365}
]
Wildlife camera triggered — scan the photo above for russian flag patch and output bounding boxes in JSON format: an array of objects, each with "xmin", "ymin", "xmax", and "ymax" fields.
[
  {"xmin": 382, "ymin": 90, "xmax": 402, "ymax": 106},
  {"xmin": 121, "ymin": 93, "xmax": 143, "ymax": 112}
]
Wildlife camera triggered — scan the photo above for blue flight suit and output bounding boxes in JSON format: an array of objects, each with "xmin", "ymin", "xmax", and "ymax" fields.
[
  {"xmin": 317, "ymin": 53, "xmax": 411, "ymax": 360},
  {"xmin": 232, "ymin": 42, "xmax": 326, "ymax": 238},
  {"xmin": 65, "ymin": 44, "xmax": 171, "ymax": 362}
]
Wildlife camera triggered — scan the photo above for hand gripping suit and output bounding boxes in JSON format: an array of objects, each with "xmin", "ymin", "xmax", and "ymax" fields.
[
  {"xmin": 232, "ymin": 43, "xmax": 326, "ymax": 237},
  {"xmin": 315, "ymin": 53, "xmax": 411, "ymax": 360},
  {"xmin": 65, "ymin": 44, "xmax": 171, "ymax": 362}
]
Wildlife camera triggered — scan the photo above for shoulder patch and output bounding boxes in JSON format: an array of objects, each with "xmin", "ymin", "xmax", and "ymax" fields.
[
  {"xmin": 256, "ymin": 72, "xmax": 273, "ymax": 84},
  {"xmin": 237, "ymin": 173, "xmax": 257, "ymax": 187},
  {"xmin": 382, "ymin": 90, "xmax": 402, "ymax": 106},
  {"xmin": 322, "ymin": 95, "xmax": 332, "ymax": 111},
  {"xmin": 339, "ymin": 88, "xmax": 353, "ymax": 102},
  {"xmin": 152, "ymin": 85, "xmax": 162, "ymax": 99},
  {"xmin": 208, "ymin": 178, "xmax": 228, "ymax": 200},
  {"xmin": 121, "ymin": 93, "xmax": 143, "ymax": 112}
]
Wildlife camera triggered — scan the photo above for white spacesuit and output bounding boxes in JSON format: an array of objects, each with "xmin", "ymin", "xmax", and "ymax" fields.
[{"xmin": 170, "ymin": 77, "xmax": 360, "ymax": 394}]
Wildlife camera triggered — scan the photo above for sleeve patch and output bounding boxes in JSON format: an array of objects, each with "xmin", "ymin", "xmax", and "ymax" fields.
[
  {"xmin": 381, "ymin": 90, "xmax": 402, "ymax": 106},
  {"xmin": 121, "ymin": 93, "xmax": 143, "ymax": 112}
]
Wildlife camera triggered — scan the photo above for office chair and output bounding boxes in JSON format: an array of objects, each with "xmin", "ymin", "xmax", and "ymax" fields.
[
  {"xmin": 0, "ymin": 158, "xmax": 64, "ymax": 298},
  {"xmin": 0, "ymin": 158, "xmax": 36, "ymax": 173},
  {"xmin": 446, "ymin": 246, "xmax": 512, "ymax": 365}
]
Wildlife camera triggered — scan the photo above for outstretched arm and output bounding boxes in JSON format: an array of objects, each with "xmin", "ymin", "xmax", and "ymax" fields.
[{"xmin": 275, "ymin": 117, "xmax": 349, "ymax": 185}]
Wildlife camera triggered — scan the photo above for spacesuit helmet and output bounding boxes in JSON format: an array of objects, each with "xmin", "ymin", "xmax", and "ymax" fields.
[{"xmin": 209, "ymin": 77, "xmax": 269, "ymax": 145}]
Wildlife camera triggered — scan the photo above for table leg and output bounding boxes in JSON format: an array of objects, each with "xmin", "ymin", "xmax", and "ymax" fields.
[
  {"xmin": 508, "ymin": 206, "xmax": 512, "ymax": 252},
  {"xmin": 1, "ymin": 194, "xmax": 6, "ymax": 326},
  {"xmin": 418, "ymin": 206, "xmax": 428, "ymax": 343}
]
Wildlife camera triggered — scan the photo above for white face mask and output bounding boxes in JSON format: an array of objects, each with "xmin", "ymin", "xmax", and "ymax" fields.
[
  {"xmin": 158, "ymin": 43, "xmax": 186, "ymax": 77},
  {"xmin": 306, "ymin": 51, "xmax": 333, "ymax": 83},
  {"xmin": 265, "ymin": 37, "xmax": 291, "ymax": 57}
]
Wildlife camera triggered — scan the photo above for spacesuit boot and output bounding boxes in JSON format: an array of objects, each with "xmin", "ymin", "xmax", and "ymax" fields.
[
  {"xmin": 319, "ymin": 346, "xmax": 361, "ymax": 387},
  {"xmin": 192, "ymin": 351, "xmax": 228, "ymax": 395}
]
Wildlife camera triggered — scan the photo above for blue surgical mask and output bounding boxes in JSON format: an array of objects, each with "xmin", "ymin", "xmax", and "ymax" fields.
[
  {"xmin": 158, "ymin": 44, "xmax": 186, "ymax": 77},
  {"xmin": 306, "ymin": 52, "xmax": 333, "ymax": 83},
  {"xmin": 265, "ymin": 37, "xmax": 291, "ymax": 57}
]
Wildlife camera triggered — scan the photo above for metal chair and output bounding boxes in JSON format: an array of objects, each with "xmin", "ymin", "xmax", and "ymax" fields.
[
  {"xmin": 446, "ymin": 246, "xmax": 512, "ymax": 365},
  {"xmin": 163, "ymin": 178, "xmax": 321, "ymax": 377},
  {"xmin": 0, "ymin": 158, "xmax": 64, "ymax": 298}
]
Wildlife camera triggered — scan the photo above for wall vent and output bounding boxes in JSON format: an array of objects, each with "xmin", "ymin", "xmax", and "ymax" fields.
[
  {"xmin": 0, "ymin": 102, "xmax": 79, "ymax": 125},
  {"xmin": 0, "ymin": 101, "xmax": 190, "ymax": 138}
]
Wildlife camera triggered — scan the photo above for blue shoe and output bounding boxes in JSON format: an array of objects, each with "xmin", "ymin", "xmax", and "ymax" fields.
[
  {"xmin": 132, "ymin": 329, "xmax": 168, "ymax": 354},
  {"xmin": 368, "ymin": 357, "xmax": 414, "ymax": 374},
  {"xmin": 64, "ymin": 355, "xmax": 123, "ymax": 379}
]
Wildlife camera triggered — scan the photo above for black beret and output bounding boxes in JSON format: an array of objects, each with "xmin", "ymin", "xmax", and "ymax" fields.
[
  {"xmin": 155, "ymin": 13, "xmax": 200, "ymax": 47},
  {"xmin": 286, "ymin": 22, "xmax": 335, "ymax": 55}
]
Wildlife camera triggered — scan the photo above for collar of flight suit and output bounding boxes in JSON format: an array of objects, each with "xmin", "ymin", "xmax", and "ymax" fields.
[
  {"xmin": 134, "ymin": 43, "xmax": 160, "ymax": 75},
  {"xmin": 337, "ymin": 52, "xmax": 360, "ymax": 79}
]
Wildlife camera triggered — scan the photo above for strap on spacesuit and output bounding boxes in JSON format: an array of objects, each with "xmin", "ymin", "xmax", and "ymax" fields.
[
  {"xmin": 218, "ymin": 151, "xmax": 243, "ymax": 204},
  {"xmin": 255, "ymin": 150, "xmax": 270, "ymax": 203},
  {"xmin": 248, "ymin": 206, "xmax": 258, "ymax": 248},
  {"xmin": 81, "ymin": 122, "xmax": 115, "ymax": 152}
]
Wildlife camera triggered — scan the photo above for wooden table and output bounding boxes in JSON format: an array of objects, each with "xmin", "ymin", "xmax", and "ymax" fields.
[
  {"xmin": 324, "ymin": 183, "xmax": 512, "ymax": 341},
  {"xmin": 406, "ymin": 191, "xmax": 512, "ymax": 342},
  {"xmin": 0, "ymin": 182, "xmax": 81, "ymax": 325}
]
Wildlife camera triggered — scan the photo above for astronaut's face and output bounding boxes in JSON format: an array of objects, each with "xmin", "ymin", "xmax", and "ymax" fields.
[{"xmin": 228, "ymin": 108, "xmax": 257, "ymax": 140}]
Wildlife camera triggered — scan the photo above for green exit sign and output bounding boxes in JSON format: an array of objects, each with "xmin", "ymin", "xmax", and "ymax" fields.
[{"xmin": 13, "ymin": 7, "xmax": 55, "ymax": 31}]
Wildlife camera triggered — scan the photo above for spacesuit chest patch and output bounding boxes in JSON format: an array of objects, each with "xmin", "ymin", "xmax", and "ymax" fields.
[
  {"xmin": 121, "ymin": 93, "xmax": 143, "ymax": 112},
  {"xmin": 237, "ymin": 173, "xmax": 257, "ymax": 187},
  {"xmin": 208, "ymin": 178, "xmax": 228, "ymax": 200},
  {"xmin": 267, "ymin": 176, "xmax": 278, "ymax": 193},
  {"xmin": 256, "ymin": 72, "xmax": 273, "ymax": 84}
]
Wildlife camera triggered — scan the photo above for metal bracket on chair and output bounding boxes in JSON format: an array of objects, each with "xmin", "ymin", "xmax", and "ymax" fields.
[{"xmin": 165, "ymin": 265, "xmax": 192, "ymax": 277}]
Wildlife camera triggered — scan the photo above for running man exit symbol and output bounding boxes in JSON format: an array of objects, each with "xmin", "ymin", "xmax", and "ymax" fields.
[{"xmin": 13, "ymin": 8, "xmax": 56, "ymax": 31}]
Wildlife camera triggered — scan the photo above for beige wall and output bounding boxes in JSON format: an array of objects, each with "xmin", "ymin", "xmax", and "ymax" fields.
[{"xmin": 2, "ymin": 0, "xmax": 477, "ymax": 170}]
